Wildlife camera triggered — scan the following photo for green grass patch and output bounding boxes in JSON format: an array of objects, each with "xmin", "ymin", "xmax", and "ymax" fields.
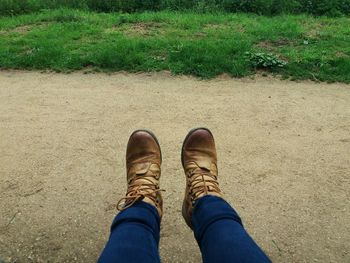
[
  {"xmin": 0, "ymin": 9, "xmax": 349, "ymax": 82},
  {"xmin": 0, "ymin": 0, "xmax": 350, "ymax": 16}
]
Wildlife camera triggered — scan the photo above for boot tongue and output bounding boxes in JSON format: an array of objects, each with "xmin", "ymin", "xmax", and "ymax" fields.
[
  {"xmin": 128, "ymin": 162, "xmax": 151, "ymax": 177},
  {"xmin": 128, "ymin": 162, "xmax": 160, "ymax": 184},
  {"xmin": 194, "ymin": 159, "xmax": 216, "ymax": 173}
]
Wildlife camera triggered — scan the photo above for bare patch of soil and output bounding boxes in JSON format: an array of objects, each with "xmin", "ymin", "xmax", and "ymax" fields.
[{"xmin": 0, "ymin": 71, "xmax": 349, "ymax": 263}]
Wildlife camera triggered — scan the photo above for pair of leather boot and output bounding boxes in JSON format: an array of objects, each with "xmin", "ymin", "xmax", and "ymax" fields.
[{"xmin": 116, "ymin": 128, "xmax": 222, "ymax": 228}]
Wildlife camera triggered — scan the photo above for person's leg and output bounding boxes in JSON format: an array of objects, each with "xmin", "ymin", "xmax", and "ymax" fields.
[
  {"xmin": 98, "ymin": 130, "xmax": 163, "ymax": 263},
  {"xmin": 181, "ymin": 128, "xmax": 271, "ymax": 263},
  {"xmin": 98, "ymin": 201, "xmax": 161, "ymax": 263},
  {"xmin": 192, "ymin": 195, "xmax": 270, "ymax": 263}
]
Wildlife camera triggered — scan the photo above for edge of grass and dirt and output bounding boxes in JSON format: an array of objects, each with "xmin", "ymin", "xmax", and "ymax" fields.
[{"xmin": 0, "ymin": 9, "xmax": 349, "ymax": 83}]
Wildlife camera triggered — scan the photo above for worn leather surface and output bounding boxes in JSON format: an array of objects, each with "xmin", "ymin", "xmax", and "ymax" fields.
[
  {"xmin": 181, "ymin": 128, "xmax": 222, "ymax": 228},
  {"xmin": 118, "ymin": 130, "xmax": 163, "ymax": 217}
]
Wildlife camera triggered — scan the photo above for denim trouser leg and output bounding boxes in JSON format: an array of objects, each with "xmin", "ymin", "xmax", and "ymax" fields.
[
  {"xmin": 98, "ymin": 196, "xmax": 270, "ymax": 263},
  {"xmin": 98, "ymin": 201, "xmax": 161, "ymax": 263},
  {"xmin": 192, "ymin": 195, "xmax": 271, "ymax": 263}
]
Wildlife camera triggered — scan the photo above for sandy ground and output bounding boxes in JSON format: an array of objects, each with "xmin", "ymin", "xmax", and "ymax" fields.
[{"xmin": 0, "ymin": 71, "xmax": 349, "ymax": 263}]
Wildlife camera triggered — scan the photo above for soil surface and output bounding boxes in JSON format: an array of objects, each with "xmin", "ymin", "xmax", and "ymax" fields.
[{"xmin": 0, "ymin": 71, "xmax": 349, "ymax": 263}]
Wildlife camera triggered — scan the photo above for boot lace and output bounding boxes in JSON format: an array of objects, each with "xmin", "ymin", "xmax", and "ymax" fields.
[
  {"xmin": 187, "ymin": 167, "xmax": 220, "ymax": 204},
  {"xmin": 117, "ymin": 169, "xmax": 164, "ymax": 211}
]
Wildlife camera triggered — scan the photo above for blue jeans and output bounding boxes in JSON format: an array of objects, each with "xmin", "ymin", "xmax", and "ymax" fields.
[{"xmin": 98, "ymin": 196, "xmax": 271, "ymax": 263}]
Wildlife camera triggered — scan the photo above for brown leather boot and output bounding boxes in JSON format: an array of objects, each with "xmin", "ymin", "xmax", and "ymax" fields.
[
  {"xmin": 181, "ymin": 128, "xmax": 223, "ymax": 228},
  {"xmin": 117, "ymin": 130, "xmax": 163, "ymax": 217}
]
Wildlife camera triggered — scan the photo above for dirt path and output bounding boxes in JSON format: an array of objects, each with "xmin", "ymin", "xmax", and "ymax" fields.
[{"xmin": 0, "ymin": 71, "xmax": 349, "ymax": 263}]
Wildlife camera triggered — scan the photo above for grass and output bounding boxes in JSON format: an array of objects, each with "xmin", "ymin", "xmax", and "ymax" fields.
[
  {"xmin": 0, "ymin": 9, "xmax": 349, "ymax": 82},
  {"xmin": 1, "ymin": 0, "xmax": 350, "ymax": 16}
]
